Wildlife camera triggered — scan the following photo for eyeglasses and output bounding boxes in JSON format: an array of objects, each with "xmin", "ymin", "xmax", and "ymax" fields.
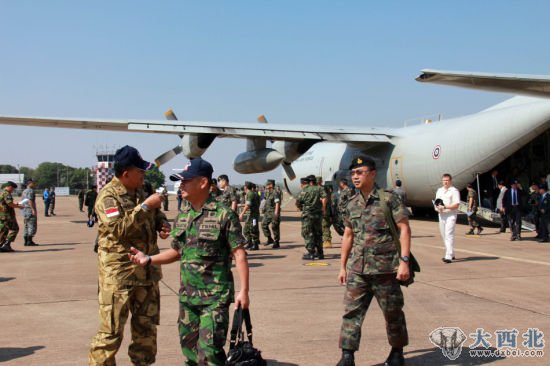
[{"xmin": 350, "ymin": 169, "xmax": 370, "ymax": 176}]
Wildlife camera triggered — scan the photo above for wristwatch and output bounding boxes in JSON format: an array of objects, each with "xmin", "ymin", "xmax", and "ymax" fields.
[
  {"xmin": 399, "ymin": 255, "xmax": 410, "ymax": 262},
  {"xmin": 141, "ymin": 203, "xmax": 150, "ymax": 212}
]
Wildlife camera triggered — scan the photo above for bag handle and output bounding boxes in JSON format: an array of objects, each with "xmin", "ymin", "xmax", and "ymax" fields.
[{"xmin": 229, "ymin": 307, "xmax": 253, "ymax": 350}]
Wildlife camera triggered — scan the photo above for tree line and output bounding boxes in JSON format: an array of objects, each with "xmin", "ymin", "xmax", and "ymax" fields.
[{"xmin": 0, "ymin": 163, "xmax": 165, "ymax": 190}]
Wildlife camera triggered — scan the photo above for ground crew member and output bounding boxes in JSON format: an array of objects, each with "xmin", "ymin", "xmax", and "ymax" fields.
[
  {"xmin": 0, "ymin": 181, "xmax": 23, "ymax": 252},
  {"xmin": 22, "ymin": 178, "xmax": 39, "ymax": 247},
  {"xmin": 162, "ymin": 185, "xmax": 169, "ymax": 211},
  {"xmin": 43, "ymin": 187, "xmax": 51, "ymax": 217},
  {"xmin": 262, "ymin": 179, "xmax": 281, "ymax": 248},
  {"xmin": 336, "ymin": 155, "xmax": 410, "ymax": 366},
  {"xmin": 88, "ymin": 145, "xmax": 170, "ymax": 366},
  {"xmin": 129, "ymin": 157, "xmax": 250, "ymax": 366},
  {"xmin": 217, "ymin": 174, "xmax": 238, "ymax": 212},
  {"xmin": 240, "ymin": 181, "xmax": 260, "ymax": 251},
  {"xmin": 296, "ymin": 175, "xmax": 326, "ymax": 259},
  {"xmin": 538, "ymin": 184, "xmax": 550, "ymax": 243},
  {"xmin": 466, "ymin": 183, "xmax": 483, "ymax": 235}
]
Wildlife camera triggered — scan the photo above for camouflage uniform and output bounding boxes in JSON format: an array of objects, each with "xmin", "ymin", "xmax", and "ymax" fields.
[
  {"xmin": 217, "ymin": 186, "xmax": 238, "ymax": 212},
  {"xmin": 296, "ymin": 185, "xmax": 326, "ymax": 256},
  {"xmin": 171, "ymin": 196, "xmax": 245, "ymax": 366},
  {"xmin": 49, "ymin": 189, "xmax": 56, "ymax": 215},
  {"xmin": 243, "ymin": 190, "xmax": 260, "ymax": 246},
  {"xmin": 467, "ymin": 188, "xmax": 482, "ymax": 232},
  {"xmin": 261, "ymin": 188, "xmax": 281, "ymax": 244},
  {"xmin": 339, "ymin": 187, "xmax": 409, "ymax": 351},
  {"xmin": 0, "ymin": 189, "xmax": 19, "ymax": 243},
  {"xmin": 89, "ymin": 176, "xmax": 167, "ymax": 366},
  {"xmin": 22, "ymin": 187, "xmax": 37, "ymax": 240},
  {"xmin": 322, "ymin": 185, "xmax": 333, "ymax": 243}
]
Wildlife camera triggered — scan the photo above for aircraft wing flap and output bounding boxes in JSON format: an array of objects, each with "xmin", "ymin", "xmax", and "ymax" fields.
[
  {"xmin": 417, "ymin": 69, "xmax": 550, "ymax": 98},
  {"xmin": 0, "ymin": 115, "xmax": 393, "ymax": 143}
]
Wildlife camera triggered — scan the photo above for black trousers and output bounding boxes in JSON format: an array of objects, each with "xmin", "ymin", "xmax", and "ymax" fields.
[{"xmin": 507, "ymin": 206, "xmax": 522, "ymax": 239}]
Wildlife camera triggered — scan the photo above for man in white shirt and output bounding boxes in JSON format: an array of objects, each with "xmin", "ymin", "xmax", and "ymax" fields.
[
  {"xmin": 434, "ymin": 174, "xmax": 460, "ymax": 263},
  {"xmin": 496, "ymin": 181, "xmax": 508, "ymax": 233}
]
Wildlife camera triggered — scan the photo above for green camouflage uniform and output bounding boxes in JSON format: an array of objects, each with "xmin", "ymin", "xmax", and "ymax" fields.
[
  {"xmin": 171, "ymin": 196, "xmax": 245, "ymax": 366},
  {"xmin": 296, "ymin": 185, "xmax": 326, "ymax": 255},
  {"xmin": 21, "ymin": 188, "xmax": 37, "ymax": 239},
  {"xmin": 339, "ymin": 186, "xmax": 409, "ymax": 351},
  {"xmin": 217, "ymin": 186, "xmax": 238, "ymax": 212},
  {"xmin": 89, "ymin": 176, "xmax": 167, "ymax": 366},
  {"xmin": 243, "ymin": 190, "xmax": 260, "ymax": 245},
  {"xmin": 322, "ymin": 186, "xmax": 333, "ymax": 242},
  {"xmin": 262, "ymin": 189, "xmax": 281, "ymax": 243},
  {"xmin": 0, "ymin": 189, "xmax": 18, "ymax": 243},
  {"xmin": 467, "ymin": 188, "xmax": 482, "ymax": 230}
]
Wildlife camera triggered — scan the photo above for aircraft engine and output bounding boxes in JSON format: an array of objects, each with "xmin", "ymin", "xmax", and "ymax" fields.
[
  {"xmin": 181, "ymin": 133, "xmax": 217, "ymax": 158},
  {"xmin": 233, "ymin": 148, "xmax": 284, "ymax": 174},
  {"xmin": 272, "ymin": 140, "xmax": 317, "ymax": 163}
]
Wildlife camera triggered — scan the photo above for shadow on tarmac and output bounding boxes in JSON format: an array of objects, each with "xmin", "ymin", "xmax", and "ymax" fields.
[
  {"xmin": 452, "ymin": 256, "xmax": 499, "ymax": 263},
  {"xmin": 247, "ymin": 255, "xmax": 287, "ymax": 260},
  {"xmin": 266, "ymin": 360, "xmax": 300, "ymax": 366},
  {"xmin": 15, "ymin": 248, "xmax": 75, "ymax": 253},
  {"xmin": 0, "ymin": 346, "xmax": 45, "ymax": 362},
  {"xmin": 0, "ymin": 277, "xmax": 15, "ymax": 283},
  {"xmin": 37, "ymin": 242, "xmax": 84, "ymax": 246},
  {"xmin": 393, "ymin": 347, "xmax": 503, "ymax": 366}
]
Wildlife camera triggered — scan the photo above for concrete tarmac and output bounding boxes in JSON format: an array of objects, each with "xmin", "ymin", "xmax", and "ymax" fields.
[{"xmin": 1, "ymin": 197, "xmax": 549, "ymax": 365}]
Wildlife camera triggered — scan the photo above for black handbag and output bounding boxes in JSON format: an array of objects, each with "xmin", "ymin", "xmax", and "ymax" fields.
[{"xmin": 226, "ymin": 307, "xmax": 266, "ymax": 366}]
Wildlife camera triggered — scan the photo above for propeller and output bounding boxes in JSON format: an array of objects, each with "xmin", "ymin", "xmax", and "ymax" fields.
[{"xmin": 154, "ymin": 109, "xmax": 183, "ymax": 166}]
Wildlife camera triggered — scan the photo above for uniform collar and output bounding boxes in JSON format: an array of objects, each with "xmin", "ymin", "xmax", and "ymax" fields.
[
  {"xmin": 359, "ymin": 185, "xmax": 380, "ymax": 204},
  {"xmin": 110, "ymin": 176, "xmax": 129, "ymax": 195},
  {"xmin": 184, "ymin": 195, "xmax": 218, "ymax": 214}
]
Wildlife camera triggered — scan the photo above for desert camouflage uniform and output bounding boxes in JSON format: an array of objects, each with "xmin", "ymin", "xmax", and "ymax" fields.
[
  {"xmin": 296, "ymin": 185, "xmax": 326, "ymax": 255},
  {"xmin": 171, "ymin": 196, "xmax": 245, "ymax": 366},
  {"xmin": 262, "ymin": 189, "xmax": 281, "ymax": 243},
  {"xmin": 322, "ymin": 186, "xmax": 333, "ymax": 242},
  {"xmin": 22, "ymin": 187, "xmax": 37, "ymax": 239},
  {"xmin": 89, "ymin": 176, "xmax": 167, "ymax": 366},
  {"xmin": 339, "ymin": 186, "xmax": 409, "ymax": 351},
  {"xmin": 0, "ymin": 190, "xmax": 18, "ymax": 243},
  {"xmin": 243, "ymin": 190, "xmax": 260, "ymax": 245}
]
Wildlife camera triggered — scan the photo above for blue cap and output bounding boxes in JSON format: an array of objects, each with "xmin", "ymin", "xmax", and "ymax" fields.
[
  {"xmin": 114, "ymin": 145, "xmax": 153, "ymax": 171},
  {"xmin": 170, "ymin": 158, "xmax": 213, "ymax": 181}
]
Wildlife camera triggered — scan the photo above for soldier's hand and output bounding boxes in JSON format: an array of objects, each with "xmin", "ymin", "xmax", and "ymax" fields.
[
  {"xmin": 338, "ymin": 268, "xmax": 347, "ymax": 286},
  {"xmin": 235, "ymin": 290, "xmax": 250, "ymax": 309},
  {"xmin": 143, "ymin": 193, "xmax": 163, "ymax": 209},
  {"xmin": 396, "ymin": 261, "xmax": 410, "ymax": 281},
  {"xmin": 158, "ymin": 222, "xmax": 171, "ymax": 239},
  {"xmin": 128, "ymin": 247, "xmax": 149, "ymax": 266}
]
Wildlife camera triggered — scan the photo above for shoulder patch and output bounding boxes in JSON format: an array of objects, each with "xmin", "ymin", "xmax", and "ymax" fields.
[{"xmin": 105, "ymin": 207, "xmax": 120, "ymax": 218}]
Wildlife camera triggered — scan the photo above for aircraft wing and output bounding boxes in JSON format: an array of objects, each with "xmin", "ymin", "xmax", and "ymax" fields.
[
  {"xmin": 0, "ymin": 115, "xmax": 393, "ymax": 143},
  {"xmin": 416, "ymin": 69, "xmax": 550, "ymax": 98}
]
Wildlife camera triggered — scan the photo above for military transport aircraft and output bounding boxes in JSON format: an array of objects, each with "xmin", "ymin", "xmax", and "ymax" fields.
[{"xmin": 1, "ymin": 69, "xmax": 550, "ymax": 209}]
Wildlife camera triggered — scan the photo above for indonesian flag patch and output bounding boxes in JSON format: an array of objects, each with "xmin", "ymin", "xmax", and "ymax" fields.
[{"xmin": 105, "ymin": 207, "xmax": 120, "ymax": 218}]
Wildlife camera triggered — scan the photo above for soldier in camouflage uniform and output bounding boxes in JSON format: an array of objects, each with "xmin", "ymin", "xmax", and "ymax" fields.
[
  {"xmin": 317, "ymin": 177, "xmax": 333, "ymax": 248},
  {"xmin": 88, "ymin": 146, "xmax": 170, "ymax": 366},
  {"xmin": 465, "ymin": 183, "xmax": 483, "ymax": 235},
  {"xmin": 22, "ymin": 178, "xmax": 39, "ymax": 247},
  {"xmin": 261, "ymin": 179, "xmax": 281, "ymax": 248},
  {"xmin": 338, "ymin": 178, "xmax": 353, "ymax": 222},
  {"xmin": 296, "ymin": 175, "xmax": 326, "ymax": 260},
  {"xmin": 0, "ymin": 182, "xmax": 23, "ymax": 252},
  {"xmin": 210, "ymin": 178, "xmax": 222, "ymax": 200},
  {"xmin": 336, "ymin": 156, "xmax": 411, "ymax": 366},
  {"xmin": 216, "ymin": 174, "xmax": 238, "ymax": 213},
  {"xmin": 239, "ymin": 181, "xmax": 260, "ymax": 251},
  {"xmin": 129, "ymin": 157, "xmax": 250, "ymax": 366}
]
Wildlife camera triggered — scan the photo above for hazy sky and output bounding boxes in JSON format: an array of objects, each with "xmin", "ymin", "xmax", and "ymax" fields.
[{"xmin": 1, "ymin": 1, "xmax": 548, "ymax": 183}]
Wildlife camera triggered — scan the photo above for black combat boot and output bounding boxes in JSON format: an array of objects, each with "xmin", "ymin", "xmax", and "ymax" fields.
[
  {"xmin": 27, "ymin": 236, "xmax": 39, "ymax": 246},
  {"xmin": 383, "ymin": 347, "xmax": 405, "ymax": 366},
  {"xmin": 251, "ymin": 241, "xmax": 260, "ymax": 251},
  {"xmin": 272, "ymin": 241, "xmax": 280, "ymax": 249},
  {"xmin": 477, "ymin": 227, "xmax": 484, "ymax": 235},
  {"xmin": 466, "ymin": 229, "xmax": 474, "ymax": 235},
  {"xmin": 336, "ymin": 349, "xmax": 355, "ymax": 366},
  {"xmin": 265, "ymin": 237, "xmax": 274, "ymax": 246},
  {"xmin": 23, "ymin": 235, "xmax": 29, "ymax": 246},
  {"xmin": 244, "ymin": 241, "xmax": 254, "ymax": 250},
  {"xmin": 0, "ymin": 240, "xmax": 14, "ymax": 252},
  {"xmin": 302, "ymin": 252, "xmax": 315, "ymax": 260}
]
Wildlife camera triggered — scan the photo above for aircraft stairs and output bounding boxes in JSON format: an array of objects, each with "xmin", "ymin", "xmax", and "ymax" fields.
[{"xmin": 458, "ymin": 201, "xmax": 536, "ymax": 232}]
